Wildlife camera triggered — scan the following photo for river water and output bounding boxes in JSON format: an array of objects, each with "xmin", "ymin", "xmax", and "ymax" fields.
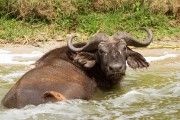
[{"xmin": 0, "ymin": 48, "xmax": 179, "ymax": 120}]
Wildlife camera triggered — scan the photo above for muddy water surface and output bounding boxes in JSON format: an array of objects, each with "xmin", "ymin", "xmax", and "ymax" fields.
[{"xmin": 0, "ymin": 47, "xmax": 179, "ymax": 120}]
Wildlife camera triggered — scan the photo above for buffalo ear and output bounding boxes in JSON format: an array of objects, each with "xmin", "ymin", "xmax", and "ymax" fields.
[
  {"xmin": 126, "ymin": 47, "xmax": 149, "ymax": 69},
  {"xmin": 41, "ymin": 91, "xmax": 66, "ymax": 103},
  {"xmin": 73, "ymin": 52, "xmax": 96, "ymax": 69}
]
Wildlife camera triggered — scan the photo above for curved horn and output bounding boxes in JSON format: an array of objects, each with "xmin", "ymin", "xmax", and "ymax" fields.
[
  {"xmin": 113, "ymin": 27, "xmax": 153, "ymax": 47},
  {"xmin": 67, "ymin": 33, "xmax": 109, "ymax": 52}
]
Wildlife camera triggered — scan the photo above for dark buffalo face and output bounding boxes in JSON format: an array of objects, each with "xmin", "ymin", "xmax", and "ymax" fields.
[
  {"xmin": 97, "ymin": 40, "xmax": 127, "ymax": 82},
  {"xmin": 71, "ymin": 39, "xmax": 149, "ymax": 84},
  {"xmin": 68, "ymin": 27, "xmax": 152, "ymax": 83}
]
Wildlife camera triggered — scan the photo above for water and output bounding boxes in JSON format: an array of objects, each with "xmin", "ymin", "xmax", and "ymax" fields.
[{"xmin": 0, "ymin": 48, "xmax": 179, "ymax": 120}]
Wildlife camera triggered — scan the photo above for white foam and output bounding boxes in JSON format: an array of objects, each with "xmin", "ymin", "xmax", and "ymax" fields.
[
  {"xmin": 0, "ymin": 100, "xmax": 91, "ymax": 120},
  {"xmin": 0, "ymin": 72, "xmax": 26, "ymax": 83},
  {"xmin": 106, "ymin": 81, "xmax": 180, "ymax": 111},
  {"xmin": 0, "ymin": 50, "xmax": 11, "ymax": 54},
  {"xmin": 108, "ymin": 90, "xmax": 148, "ymax": 108},
  {"xmin": 0, "ymin": 50, "xmax": 43, "ymax": 65},
  {"xmin": 145, "ymin": 54, "xmax": 177, "ymax": 62}
]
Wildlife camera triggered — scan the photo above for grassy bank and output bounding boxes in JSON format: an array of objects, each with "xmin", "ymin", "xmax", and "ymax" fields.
[{"xmin": 0, "ymin": 0, "xmax": 179, "ymax": 44}]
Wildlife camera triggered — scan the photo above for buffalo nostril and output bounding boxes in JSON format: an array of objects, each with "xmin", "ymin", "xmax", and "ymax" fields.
[
  {"xmin": 109, "ymin": 66, "xmax": 114, "ymax": 71},
  {"xmin": 109, "ymin": 64, "xmax": 122, "ymax": 71}
]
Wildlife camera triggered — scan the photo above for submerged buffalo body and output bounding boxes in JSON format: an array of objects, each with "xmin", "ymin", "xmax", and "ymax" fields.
[{"xmin": 2, "ymin": 28, "xmax": 152, "ymax": 108}]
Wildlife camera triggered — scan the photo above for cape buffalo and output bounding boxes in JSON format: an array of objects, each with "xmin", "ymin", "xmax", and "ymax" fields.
[{"xmin": 2, "ymin": 27, "xmax": 152, "ymax": 108}]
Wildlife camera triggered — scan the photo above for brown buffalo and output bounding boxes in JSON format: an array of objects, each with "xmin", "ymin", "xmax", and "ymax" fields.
[{"xmin": 2, "ymin": 27, "xmax": 152, "ymax": 108}]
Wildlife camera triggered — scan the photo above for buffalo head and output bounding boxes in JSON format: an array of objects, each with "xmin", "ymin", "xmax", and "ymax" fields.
[{"xmin": 67, "ymin": 27, "xmax": 152, "ymax": 84}]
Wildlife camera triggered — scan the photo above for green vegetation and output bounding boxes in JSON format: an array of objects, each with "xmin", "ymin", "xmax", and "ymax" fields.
[
  {"xmin": 0, "ymin": 18, "xmax": 62, "ymax": 43},
  {"xmin": 0, "ymin": 0, "xmax": 179, "ymax": 44}
]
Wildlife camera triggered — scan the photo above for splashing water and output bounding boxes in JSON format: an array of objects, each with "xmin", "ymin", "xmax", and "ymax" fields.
[{"xmin": 0, "ymin": 48, "xmax": 179, "ymax": 120}]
